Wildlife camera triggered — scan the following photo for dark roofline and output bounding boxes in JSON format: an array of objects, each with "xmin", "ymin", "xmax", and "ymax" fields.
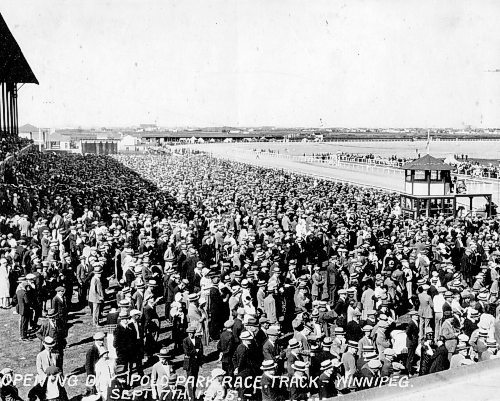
[
  {"xmin": 138, "ymin": 131, "xmax": 287, "ymax": 139},
  {"xmin": 0, "ymin": 13, "xmax": 38, "ymax": 84},
  {"xmin": 400, "ymin": 154, "xmax": 455, "ymax": 170}
]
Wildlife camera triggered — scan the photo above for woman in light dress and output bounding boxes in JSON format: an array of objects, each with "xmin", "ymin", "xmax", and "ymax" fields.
[{"xmin": 0, "ymin": 258, "xmax": 11, "ymax": 308}]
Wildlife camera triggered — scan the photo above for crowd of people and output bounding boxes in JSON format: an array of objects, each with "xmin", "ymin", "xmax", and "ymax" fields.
[
  {"xmin": 1, "ymin": 150, "xmax": 500, "ymax": 401},
  {"xmin": 0, "ymin": 136, "xmax": 32, "ymax": 162},
  {"xmin": 334, "ymin": 153, "xmax": 411, "ymax": 167},
  {"xmin": 456, "ymin": 161, "xmax": 500, "ymax": 179}
]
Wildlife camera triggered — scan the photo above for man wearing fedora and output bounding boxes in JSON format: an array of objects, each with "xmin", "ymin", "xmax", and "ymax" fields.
[
  {"xmin": 217, "ymin": 320, "xmax": 237, "ymax": 376},
  {"xmin": 35, "ymin": 308, "xmax": 66, "ymax": 369},
  {"xmin": 52, "ymin": 286, "xmax": 68, "ymax": 334},
  {"xmin": 85, "ymin": 332, "xmax": 107, "ymax": 382},
  {"xmin": 128, "ymin": 309, "xmax": 145, "ymax": 375},
  {"xmin": 114, "ymin": 310, "xmax": 134, "ymax": 373},
  {"xmin": 88, "ymin": 267, "xmax": 104, "ymax": 327},
  {"xmin": 16, "ymin": 276, "xmax": 32, "ymax": 341},
  {"xmin": 233, "ymin": 331, "xmax": 259, "ymax": 401},
  {"xmin": 183, "ymin": 326, "xmax": 204, "ymax": 401}
]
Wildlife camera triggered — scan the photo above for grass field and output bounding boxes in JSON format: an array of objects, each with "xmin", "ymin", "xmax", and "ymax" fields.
[{"xmin": 0, "ymin": 293, "xmax": 219, "ymax": 401}]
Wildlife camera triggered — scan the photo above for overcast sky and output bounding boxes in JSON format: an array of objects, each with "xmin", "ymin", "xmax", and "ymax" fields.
[{"xmin": 3, "ymin": 0, "xmax": 500, "ymax": 128}]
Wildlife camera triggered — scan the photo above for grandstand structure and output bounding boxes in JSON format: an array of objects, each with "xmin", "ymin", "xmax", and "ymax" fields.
[{"xmin": 0, "ymin": 13, "xmax": 38, "ymax": 138}]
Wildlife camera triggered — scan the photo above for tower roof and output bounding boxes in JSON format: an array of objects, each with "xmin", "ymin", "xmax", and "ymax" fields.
[
  {"xmin": 400, "ymin": 154, "xmax": 455, "ymax": 171},
  {"xmin": 0, "ymin": 13, "xmax": 38, "ymax": 84}
]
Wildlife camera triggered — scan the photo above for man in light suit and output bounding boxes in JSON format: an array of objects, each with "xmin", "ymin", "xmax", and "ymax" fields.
[
  {"xmin": 417, "ymin": 284, "xmax": 433, "ymax": 341},
  {"xmin": 36, "ymin": 336, "xmax": 58, "ymax": 384},
  {"xmin": 88, "ymin": 267, "xmax": 104, "ymax": 326}
]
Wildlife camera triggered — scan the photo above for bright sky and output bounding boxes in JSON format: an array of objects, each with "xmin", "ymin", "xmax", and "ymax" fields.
[{"xmin": 3, "ymin": 0, "xmax": 500, "ymax": 128}]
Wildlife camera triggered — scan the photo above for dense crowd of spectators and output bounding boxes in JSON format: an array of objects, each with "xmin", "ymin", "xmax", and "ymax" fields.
[
  {"xmin": 0, "ymin": 136, "xmax": 33, "ymax": 162},
  {"xmin": 456, "ymin": 161, "xmax": 500, "ymax": 179},
  {"xmin": 0, "ymin": 151, "xmax": 500, "ymax": 401}
]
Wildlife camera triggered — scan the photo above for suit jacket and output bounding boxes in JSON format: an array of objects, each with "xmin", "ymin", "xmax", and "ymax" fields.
[
  {"xmin": 217, "ymin": 330, "xmax": 237, "ymax": 364},
  {"xmin": 88, "ymin": 276, "xmax": 104, "ymax": 303},
  {"xmin": 232, "ymin": 318, "xmax": 243, "ymax": 344},
  {"xmin": 418, "ymin": 292, "xmax": 434, "ymax": 318},
  {"xmin": 52, "ymin": 295, "xmax": 68, "ymax": 322},
  {"xmin": 318, "ymin": 372, "xmax": 337, "ymax": 400},
  {"xmin": 16, "ymin": 287, "xmax": 30, "ymax": 316},
  {"xmin": 233, "ymin": 343, "xmax": 258, "ymax": 378},
  {"xmin": 440, "ymin": 319, "xmax": 458, "ymax": 353},
  {"xmin": 262, "ymin": 339, "xmax": 280, "ymax": 362},
  {"xmin": 289, "ymin": 376, "xmax": 309, "ymax": 401},
  {"xmin": 36, "ymin": 320, "xmax": 66, "ymax": 351},
  {"xmin": 85, "ymin": 344, "xmax": 101, "ymax": 376},
  {"xmin": 36, "ymin": 349, "xmax": 58, "ymax": 383},
  {"xmin": 406, "ymin": 320, "xmax": 419, "ymax": 347},
  {"xmin": 261, "ymin": 373, "xmax": 283, "ymax": 401},
  {"xmin": 114, "ymin": 324, "xmax": 134, "ymax": 363},
  {"xmin": 128, "ymin": 320, "xmax": 144, "ymax": 353},
  {"xmin": 183, "ymin": 336, "xmax": 203, "ymax": 372}
]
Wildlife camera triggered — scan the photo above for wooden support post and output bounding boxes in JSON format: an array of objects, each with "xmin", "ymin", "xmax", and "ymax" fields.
[{"xmin": 1, "ymin": 83, "xmax": 5, "ymax": 135}]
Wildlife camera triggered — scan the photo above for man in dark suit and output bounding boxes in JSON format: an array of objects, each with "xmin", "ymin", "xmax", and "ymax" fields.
[
  {"xmin": 260, "ymin": 360, "xmax": 283, "ymax": 401},
  {"xmin": 114, "ymin": 311, "xmax": 133, "ymax": 371},
  {"xmin": 318, "ymin": 360, "xmax": 338, "ymax": 400},
  {"xmin": 233, "ymin": 331, "xmax": 260, "ymax": 400},
  {"xmin": 85, "ymin": 332, "xmax": 106, "ymax": 378},
  {"xmin": 128, "ymin": 309, "xmax": 144, "ymax": 375},
  {"xmin": 76, "ymin": 256, "xmax": 91, "ymax": 307},
  {"xmin": 232, "ymin": 308, "xmax": 245, "ymax": 345},
  {"xmin": 183, "ymin": 326, "xmax": 204, "ymax": 401},
  {"xmin": 16, "ymin": 278, "xmax": 32, "ymax": 341},
  {"xmin": 406, "ymin": 311, "xmax": 419, "ymax": 375},
  {"xmin": 35, "ymin": 308, "xmax": 66, "ymax": 368},
  {"xmin": 52, "ymin": 286, "xmax": 68, "ymax": 334},
  {"xmin": 262, "ymin": 327, "xmax": 286, "ymax": 374},
  {"xmin": 217, "ymin": 320, "xmax": 237, "ymax": 376}
]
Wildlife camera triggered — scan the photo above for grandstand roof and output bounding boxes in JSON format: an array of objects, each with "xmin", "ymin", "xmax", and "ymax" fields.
[
  {"xmin": 0, "ymin": 13, "xmax": 38, "ymax": 84},
  {"xmin": 401, "ymin": 154, "xmax": 455, "ymax": 171}
]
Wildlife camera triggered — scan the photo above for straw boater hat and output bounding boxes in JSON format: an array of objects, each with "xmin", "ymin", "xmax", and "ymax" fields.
[
  {"xmin": 156, "ymin": 348, "xmax": 171, "ymax": 359},
  {"xmin": 320, "ymin": 360, "xmax": 333, "ymax": 371},
  {"xmin": 211, "ymin": 368, "xmax": 226, "ymax": 379},
  {"xmin": 261, "ymin": 360, "xmax": 277, "ymax": 371},
  {"xmin": 291, "ymin": 361, "xmax": 307, "ymax": 372},
  {"xmin": 43, "ymin": 336, "xmax": 55, "ymax": 347}
]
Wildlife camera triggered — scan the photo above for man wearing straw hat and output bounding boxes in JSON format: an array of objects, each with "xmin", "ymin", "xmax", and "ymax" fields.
[
  {"xmin": 35, "ymin": 336, "xmax": 58, "ymax": 384},
  {"xmin": 289, "ymin": 360, "xmax": 309, "ymax": 401},
  {"xmin": 318, "ymin": 359, "xmax": 339, "ymax": 400},
  {"xmin": 151, "ymin": 348, "xmax": 173, "ymax": 400},
  {"xmin": 260, "ymin": 360, "xmax": 282, "ymax": 401}
]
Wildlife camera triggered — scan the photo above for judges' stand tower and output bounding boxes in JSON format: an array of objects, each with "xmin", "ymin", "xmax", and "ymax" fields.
[{"xmin": 400, "ymin": 154, "xmax": 493, "ymax": 218}]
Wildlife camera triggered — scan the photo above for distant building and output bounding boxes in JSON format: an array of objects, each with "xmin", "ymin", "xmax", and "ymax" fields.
[
  {"xmin": 139, "ymin": 124, "xmax": 158, "ymax": 132},
  {"xmin": 118, "ymin": 134, "xmax": 144, "ymax": 152}
]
